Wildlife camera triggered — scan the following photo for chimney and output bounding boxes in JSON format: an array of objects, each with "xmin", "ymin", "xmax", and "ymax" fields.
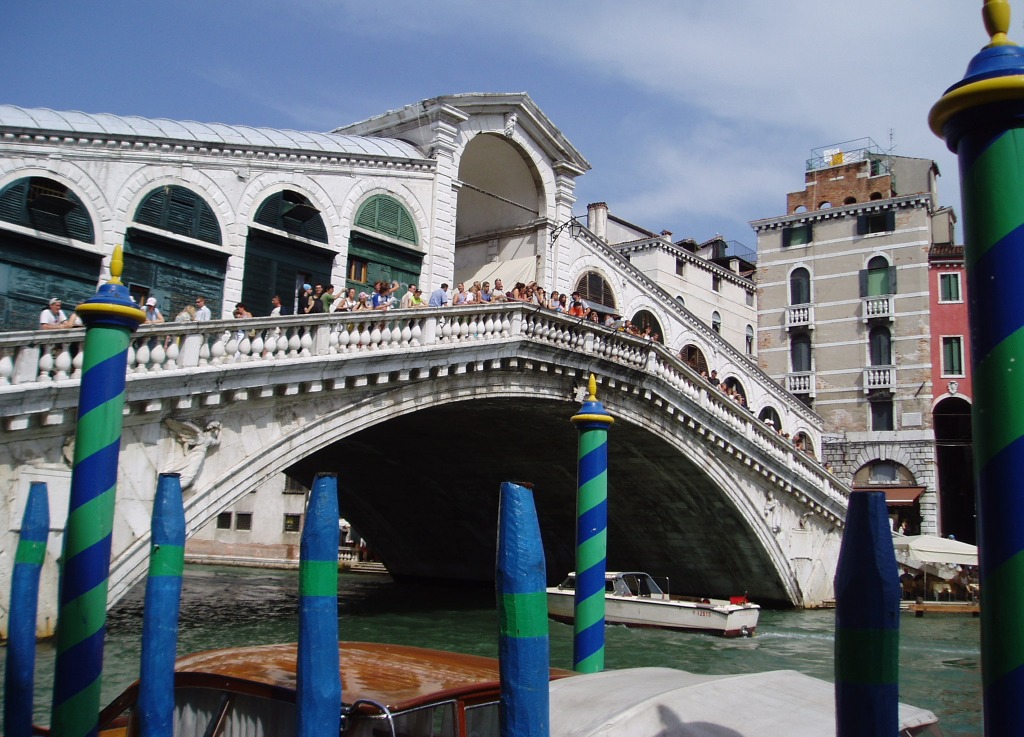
[
  {"xmin": 660, "ymin": 230, "xmax": 673, "ymax": 241},
  {"xmin": 587, "ymin": 202, "xmax": 608, "ymax": 241},
  {"xmin": 729, "ymin": 258, "xmax": 740, "ymax": 273}
]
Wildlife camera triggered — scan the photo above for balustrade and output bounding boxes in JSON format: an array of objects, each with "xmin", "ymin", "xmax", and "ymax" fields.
[
  {"xmin": 862, "ymin": 295, "xmax": 894, "ymax": 322},
  {"xmin": 1, "ymin": 303, "xmax": 844, "ymax": 511}
]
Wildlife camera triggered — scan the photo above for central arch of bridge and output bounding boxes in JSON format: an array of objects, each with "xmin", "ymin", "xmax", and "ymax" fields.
[
  {"xmin": 165, "ymin": 362, "xmax": 810, "ymax": 607},
  {"xmin": 288, "ymin": 395, "xmax": 795, "ymax": 605}
]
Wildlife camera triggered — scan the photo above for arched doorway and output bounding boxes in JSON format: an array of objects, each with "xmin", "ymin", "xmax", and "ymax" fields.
[
  {"xmin": 758, "ymin": 406, "xmax": 782, "ymax": 433},
  {"xmin": 934, "ymin": 396, "xmax": 975, "ymax": 543},
  {"xmin": 575, "ymin": 272, "xmax": 617, "ymax": 316},
  {"xmin": 852, "ymin": 460, "xmax": 923, "ymax": 535},
  {"xmin": 243, "ymin": 189, "xmax": 331, "ymax": 316},
  {"xmin": 454, "ymin": 133, "xmax": 544, "ymax": 288},
  {"xmin": 631, "ymin": 309, "xmax": 663, "ymax": 341}
]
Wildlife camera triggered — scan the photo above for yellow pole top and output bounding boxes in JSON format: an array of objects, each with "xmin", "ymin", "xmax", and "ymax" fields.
[
  {"xmin": 108, "ymin": 244, "xmax": 125, "ymax": 286},
  {"xmin": 587, "ymin": 373, "xmax": 598, "ymax": 401},
  {"xmin": 984, "ymin": 0, "xmax": 1016, "ymax": 48}
]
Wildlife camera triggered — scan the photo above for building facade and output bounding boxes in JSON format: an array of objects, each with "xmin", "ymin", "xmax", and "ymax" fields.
[
  {"xmin": 752, "ymin": 141, "xmax": 971, "ymax": 537},
  {"xmin": 586, "ymin": 202, "xmax": 758, "ymax": 368}
]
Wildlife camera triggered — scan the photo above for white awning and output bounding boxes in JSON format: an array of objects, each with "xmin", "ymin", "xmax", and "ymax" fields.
[
  {"xmin": 455, "ymin": 256, "xmax": 536, "ymax": 290},
  {"xmin": 893, "ymin": 534, "xmax": 978, "ymax": 566}
]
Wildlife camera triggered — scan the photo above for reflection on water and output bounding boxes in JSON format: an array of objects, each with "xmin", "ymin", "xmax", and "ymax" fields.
[{"xmin": 1, "ymin": 565, "xmax": 981, "ymax": 735}]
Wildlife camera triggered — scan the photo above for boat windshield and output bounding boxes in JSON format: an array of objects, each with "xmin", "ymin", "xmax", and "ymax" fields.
[
  {"xmin": 347, "ymin": 700, "xmax": 459, "ymax": 737},
  {"xmin": 619, "ymin": 574, "xmax": 665, "ymax": 598}
]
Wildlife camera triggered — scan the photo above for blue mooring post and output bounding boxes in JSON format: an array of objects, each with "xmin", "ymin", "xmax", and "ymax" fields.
[
  {"xmin": 496, "ymin": 481, "xmax": 550, "ymax": 737},
  {"xmin": 296, "ymin": 473, "xmax": 341, "ymax": 737},
  {"xmin": 834, "ymin": 490, "xmax": 900, "ymax": 737},
  {"xmin": 137, "ymin": 474, "xmax": 186, "ymax": 737},
  {"xmin": 3, "ymin": 481, "xmax": 49, "ymax": 737}
]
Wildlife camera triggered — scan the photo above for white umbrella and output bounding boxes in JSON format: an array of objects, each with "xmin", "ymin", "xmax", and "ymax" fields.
[{"xmin": 892, "ymin": 534, "xmax": 978, "ymax": 566}]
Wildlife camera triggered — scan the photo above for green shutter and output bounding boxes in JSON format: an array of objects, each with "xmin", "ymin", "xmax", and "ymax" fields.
[
  {"xmin": 134, "ymin": 186, "xmax": 221, "ymax": 245},
  {"xmin": 354, "ymin": 195, "xmax": 418, "ymax": 246},
  {"xmin": 0, "ymin": 178, "xmax": 95, "ymax": 244}
]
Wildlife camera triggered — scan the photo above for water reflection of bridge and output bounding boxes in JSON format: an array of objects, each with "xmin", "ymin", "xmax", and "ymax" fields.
[{"xmin": 0, "ymin": 302, "xmax": 849, "ymax": 636}]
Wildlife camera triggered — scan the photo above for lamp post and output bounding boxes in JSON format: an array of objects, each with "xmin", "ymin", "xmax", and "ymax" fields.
[{"xmin": 550, "ymin": 216, "xmax": 584, "ymax": 245}]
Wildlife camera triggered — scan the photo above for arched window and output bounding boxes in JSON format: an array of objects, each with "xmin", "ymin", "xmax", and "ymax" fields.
[
  {"xmin": 745, "ymin": 325, "xmax": 754, "ymax": 355},
  {"xmin": 679, "ymin": 344, "xmax": 708, "ymax": 374},
  {"xmin": 254, "ymin": 190, "xmax": 327, "ymax": 243},
  {"xmin": 136, "ymin": 185, "xmax": 221, "ymax": 245},
  {"xmin": 354, "ymin": 194, "xmax": 417, "ymax": 245},
  {"xmin": 869, "ymin": 326, "xmax": 892, "ymax": 366},
  {"xmin": 791, "ymin": 332, "xmax": 811, "ymax": 372},
  {"xmin": 789, "ymin": 267, "xmax": 810, "ymax": 305},
  {"xmin": 711, "ymin": 311, "xmax": 721, "ymax": 334},
  {"xmin": 0, "ymin": 177, "xmax": 94, "ymax": 243},
  {"xmin": 575, "ymin": 272, "xmax": 616, "ymax": 312},
  {"xmin": 675, "ymin": 295, "xmax": 685, "ymax": 307},
  {"xmin": 843, "ymin": 196, "xmax": 857, "ymax": 205}
]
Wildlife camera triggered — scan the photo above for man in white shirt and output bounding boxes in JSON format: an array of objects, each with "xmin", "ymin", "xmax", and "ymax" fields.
[
  {"xmin": 195, "ymin": 296, "xmax": 212, "ymax": 321},
  {"xmin": 40, "ymin": 297, "xmax": 69, "ymax": 329},
  {"xmin": 270, "ymin": 295, "xmax": 282, "ymax": 317},
  {"xmin": 400, "ymin": 283, "xmax": 417, "ymax": 310}
]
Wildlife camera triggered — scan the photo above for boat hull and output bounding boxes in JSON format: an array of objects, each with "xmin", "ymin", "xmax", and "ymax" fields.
[{"xmin": 546, "ymin": 590, "xmax": 759, "ymax": 637}]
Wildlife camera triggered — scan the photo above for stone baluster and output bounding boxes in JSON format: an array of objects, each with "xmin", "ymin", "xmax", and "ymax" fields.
[
  {"xmin": 150, "ymin": 341, "xmax": 166, "ymax": 371},
  {"xmin": 135, "ymin": 339, "xmax": 152, "ymax": 373},
  {"xmin": 0, "ymin": 350, "xmax": 14, "ymax": 385},
  {"xmin": 299, "ymin": 329, "xmax": 313, "ymax": 357},
  {"xmin": 53, "ymin": 344, "xmax": 73, "ymax": 380},
  {"xmin": 357, "ymin": 322, "xmax": 371, "ymax": 351},
  {"xmin": 164, "ymin": 339, "xmax": 179, "ymax": 369}
]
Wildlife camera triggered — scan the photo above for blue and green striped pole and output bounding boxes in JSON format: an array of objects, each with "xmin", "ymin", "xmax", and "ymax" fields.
[
  {"xmin": 4, "ymin": 481, "xmax": 49, "ymax": 737},
  {"xmin": 50, "ymin": 245, "xmax": 145, "ymax": 737},
  {"xmin": 930, "ymin": 3, "xmax": 1024, "ymax": 732},
  {"xmin": 137, "ymin": 473, "xmax": 186, "ymax": 737},
  {"xmin": 496, "ymin": 481, "xmax": 550, "ymax": 737},
  {"xmin": 833, "ymin": 490, "xmax": 900, "ymax": 736},
  {"xmin": 569, "ymin": 374, "xmax": 614, "ymax": 673},
  {"xmin": 296, "ymin": 473, "xmax": 340, "ymax": 737}
]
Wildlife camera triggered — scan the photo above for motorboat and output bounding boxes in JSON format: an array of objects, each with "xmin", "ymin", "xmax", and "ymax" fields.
[
  {"xmin": 548, "ymin": 666, "xmax": 943, "ymax": 737},
  {"xmin": 95, "ymin": 640, "xmax": 574, "ymax": 737},
  {"xmin": 546, "ymin": 571, "xmax": 760, "ymax": 637}
]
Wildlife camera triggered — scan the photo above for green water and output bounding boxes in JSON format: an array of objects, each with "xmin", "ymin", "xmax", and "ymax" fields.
[{"xmin": 3, "ymin": 565, "xmax": 982, "ymax": 735}]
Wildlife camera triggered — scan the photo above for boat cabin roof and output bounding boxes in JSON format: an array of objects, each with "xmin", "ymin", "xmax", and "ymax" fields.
[
  {"xmin": 106, "ymin": 641, "xmax": 571, "ymax": 715},
  {"xmin": 548, "ymin": 667, "xmax": 940, "ymax": 737}
]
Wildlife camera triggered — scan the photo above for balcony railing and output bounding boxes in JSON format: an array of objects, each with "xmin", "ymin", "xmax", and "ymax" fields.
[
  {"xmin": 785, "ymin": 304, "xmax": 815, "ymax": 330},
  {"xmin": 862, "ymin": 295, "xmax": 894, "ymax": 322},
  {"xmin": 786, "ymin": 372, "xmax": 815, "ymax": 397},
  {"xmin": 863, "ymin": 365, "xmax": 895, "ymax": 393}
]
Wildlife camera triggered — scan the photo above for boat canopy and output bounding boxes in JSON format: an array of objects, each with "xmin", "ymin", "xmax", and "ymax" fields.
[{"xmin": 548, "ymin": 667, "xmax": 940, "ymax": 737}]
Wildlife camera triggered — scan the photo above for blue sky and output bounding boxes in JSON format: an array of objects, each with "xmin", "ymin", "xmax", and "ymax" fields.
[{"xmin": 4, "ymin": 1, "xmax": 984, "ymax": 248}]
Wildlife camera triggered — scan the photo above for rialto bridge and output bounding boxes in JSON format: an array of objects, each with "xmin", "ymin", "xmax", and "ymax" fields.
[{"xmin": 0, "ymin": 302, "xmax": 849, "ymax": 637}]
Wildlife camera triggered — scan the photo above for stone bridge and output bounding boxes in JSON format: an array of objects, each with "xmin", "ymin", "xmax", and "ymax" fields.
[{"xmin": 0, "ymin": 303, "xmax": 849, "ymax": 636}]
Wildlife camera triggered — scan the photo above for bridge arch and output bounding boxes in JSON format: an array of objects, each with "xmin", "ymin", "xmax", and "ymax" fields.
[{"xmin": 104, "ymin": 360, "xmax": 808, "ymax": 608}]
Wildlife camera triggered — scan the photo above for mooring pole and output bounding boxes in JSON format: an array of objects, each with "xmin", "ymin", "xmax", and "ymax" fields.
[
  {"xmin": 137, "ymin": 474, "xmax": 186, "ymax": 737},
  {"xmin": 50, "ymin": 245, "xmax": 145, "ymax": 737},
  {"xmin": 569, "ymin": 374, "xmax": 614, "ymax": 673},
  {"xmin": 496, "ymin": 481, "xmax": 550, "ymax": 737},
  {"xmin": 834, "ymin": 490, "xmax": 900, "ymax": 736},
  {"xmin": 296, "ymin": 473, "xmax": 341, "ymax": 737},
  {"xmin": 4, "ymin": 481, "xmax": 49, "ymax": 737},
  {"xmin": 930, "ymin": 2, "xmax": 1024, "ymax": 732}
]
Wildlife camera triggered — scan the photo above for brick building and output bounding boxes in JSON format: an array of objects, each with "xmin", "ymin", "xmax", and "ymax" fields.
[{"xmin": 751, "ymin": 140, "xmax": 972, "ymax": 537}]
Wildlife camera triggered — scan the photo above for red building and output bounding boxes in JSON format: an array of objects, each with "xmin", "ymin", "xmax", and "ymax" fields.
[{"xmin": 928, "ymin": 243, "xmax": 976, "ymax": 542}]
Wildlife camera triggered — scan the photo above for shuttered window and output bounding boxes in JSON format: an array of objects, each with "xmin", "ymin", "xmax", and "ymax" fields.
[
  {"xmin": 354, "ymin": 195, "xmax": 417, "ymax": 245},
  {"xmin": 134, "ymin": 186, "xmax": 222, "ymax": 245},
  {"xmin": 254, "ymin": 191, "xmax": 328, "ymax": 243},
  {"xmin": 0, "ymin": 177, "xmax": 95, "ymax": 243},
  {"xmin": 575, "ymin": 272, "xmax": 616, "ymax": 310}
]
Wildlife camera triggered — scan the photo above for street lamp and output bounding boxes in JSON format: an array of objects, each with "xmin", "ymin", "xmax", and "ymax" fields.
[{"xmin": 550, "ymin": 216, "xmax": 584, "ymax": 244}]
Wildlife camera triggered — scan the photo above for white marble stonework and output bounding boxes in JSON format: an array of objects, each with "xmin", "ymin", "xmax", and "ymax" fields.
[{"xmin": 0, "ymin": 304, "xmax": 846, "ymax": 637}]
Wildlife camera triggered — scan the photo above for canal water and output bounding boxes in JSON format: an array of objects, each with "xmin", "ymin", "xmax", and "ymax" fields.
[{"xmin": 4, "ymin": 564, "xmax": 981, "ymax": 735}]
